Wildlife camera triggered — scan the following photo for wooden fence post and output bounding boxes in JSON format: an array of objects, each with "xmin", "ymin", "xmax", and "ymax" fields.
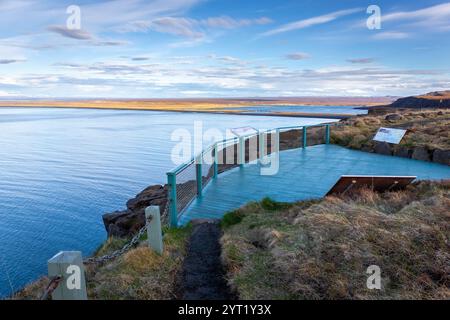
[
  {"xmin": 47, "ymin": 251, "xmax": 87, "ymax": 300},
  {"xmin": 145, "ymin": 206, "xmax": 163, "ymax": 255}
]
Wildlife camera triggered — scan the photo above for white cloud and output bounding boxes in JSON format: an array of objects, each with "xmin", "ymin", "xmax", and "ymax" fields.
[
  {"xmin": 261, "ymin": 8, "xmax": 363, "ymax": 37},
  {"xmin": 286, "ymin": 53, "xmax": 311, "ymax": 60},
  {"xmin": 200, "ymin": 16, "xmax": 272, "ymax": 29},
  {"xmin": 7, "ymin": 56, "xmax": 449, "ymax": 98},
  {"xmin": 0, "ymin": 0, "xmax": 35, "ymax": 11},
  {"xmin": 0, "ymin": 59, "xmax": 26, "ymax": 64},
  {"xmin": 383, "ymin": 3, "xmax": 450, "ymax": 25},
  {"xmin": 120, "ymin": 15, "xmax": 272, "ymax": 39},
  {"xmin": 0, "ymin": 90, "xmax": 16, "ymax": 97},
  {"xmin": 347, "ymin": 58, "xmax": 375, "ymax": 64},
  {"xmin": 367, "ymin": 3, "xmax": 450, "ymax": 37},
  {"xmin": 47, "ymin": 26, "xmax": 93, "ymax": 40},
  {"xmin": 373, "ymin": 31, "xmax": 410, "ymax": 40},
  {"xmin": 148, "ymin": 17, "xmax": 203, "ymax": 38}
]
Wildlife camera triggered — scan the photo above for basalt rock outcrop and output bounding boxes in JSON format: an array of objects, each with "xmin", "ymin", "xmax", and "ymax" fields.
[
  {"xmin": 369, "ymin": 91, "xmax": 450, "ymax": 115},
  {"xmin": 103, "ymin": 185, "xmax": 168, "ymax": 238}
]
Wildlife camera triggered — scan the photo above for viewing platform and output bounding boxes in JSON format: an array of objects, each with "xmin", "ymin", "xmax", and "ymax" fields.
[{"xmin": 178, "ymin": 144, "xmax": 450, "ymax": 225}]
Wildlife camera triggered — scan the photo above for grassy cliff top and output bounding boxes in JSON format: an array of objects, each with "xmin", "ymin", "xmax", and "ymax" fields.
[
  {"xmin": 15, "ymin": 225, "xmax": 192, "ymax": 300},
  {"xmin": 221, "ymin": 181, "xmax": 450, "ymax": 300},
  {"xmin": 332, "ymin": 109, "xmax": 450, "ymax": 151}
]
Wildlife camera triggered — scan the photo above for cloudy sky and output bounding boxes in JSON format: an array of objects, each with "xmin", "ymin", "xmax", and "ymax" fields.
[{"xmin": 1, "ymin": 0, "xmax": 450, "ymax": 98}]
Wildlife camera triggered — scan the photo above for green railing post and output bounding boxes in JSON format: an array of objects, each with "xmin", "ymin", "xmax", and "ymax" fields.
[
  {"xmin": 239, "ymin": 137, "xmax": 245, "ymax": 168},
  {"xmin": 302, "ymin": 126, "xmax": 307, "ymax": 148},
  {"xmin": 196, "ymin": 155, "xmax": 203, "ymax": 197},
  {"xmin": 213, "ymin": 143, "xmax": 218, "ymax": 179},
  {"xmin": 325, "ymin": 124, "xmax": 330, "ymax": 144},
  {"xmin": 167, "ymin": 172, "xmax": 178, "ymax": 228},
  {"xmin": 275, "ymin": 129, "xmax": 280, "ymax": 153},
  {"xmin": 259, "ymin": 131, "xmax": 265, "ymax": 160}
]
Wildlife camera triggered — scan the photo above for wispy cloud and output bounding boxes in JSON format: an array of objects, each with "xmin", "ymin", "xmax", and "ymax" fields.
[
  {"xmin": 369, "ymin": 3, "xmax": 450, "ymax": 38},
  {"xmin": 347, "ymin": 58, "xmax": 375, "ymax": 64},
  {"xmin": 373, "ymin": 31, "xmax": 410, "ymax": 40},
  {"xmin": 94, "ymin": 40, "xmax": 130, "ymax": 46},
  {"xmin": 261, "ymin": 8, "xmax": 363, "ymax": 37},
  {"xmin": 383, "ymin": 3, "xmax": 450, "ymax": 26},
  {"xmin": 286, "ymin": 53, "xmax": 311, "ymax": 60},
  {"xmin": 201, "ymin": 16, "xmax": 272, "ymax": 29},
  {"xmin": 0, "ymin": 59, "xmax": 26, "ymax": 64},
  {"xmin": 120, "ymin": 15, "xmax": 272, "ymax": 38},
  {"xmin": 131, "ymin": 57, "xmax": 151, "ymax": 61},
  {"xmin": 47, "ymin": 26, "xmax": 93, "ymax": 40},
  {"xmin": 20, "ymin": 56, "xmax": 449, "ymax": 98},
  {"xmin": 47, "ymin": 25, "xmax": 129, "ymax": 47},
  {"xmin": 147, "ymin": 17, "xmax": 204, "ymax": 38}
]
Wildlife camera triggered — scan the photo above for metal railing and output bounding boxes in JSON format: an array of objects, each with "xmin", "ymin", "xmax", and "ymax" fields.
[{"xmin": 166, "ymin": 123, "xmax": 333, "ymax": 227}]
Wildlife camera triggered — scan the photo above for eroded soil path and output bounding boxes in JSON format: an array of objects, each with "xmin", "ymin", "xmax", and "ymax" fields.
[{"xmin": 180, "ymin": 220, "xmax": 235, "ymax": 300}]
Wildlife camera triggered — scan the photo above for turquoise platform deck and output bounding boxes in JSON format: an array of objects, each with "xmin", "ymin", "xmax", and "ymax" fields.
[{"xmin": 179, "ymin": 144, "xmax": 450, "ymax": 225}]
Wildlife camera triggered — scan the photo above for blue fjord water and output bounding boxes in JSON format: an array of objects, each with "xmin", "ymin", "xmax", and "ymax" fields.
[{"xmin": 0, "ymin": 107, "xmax": 334, "ymax": 297}]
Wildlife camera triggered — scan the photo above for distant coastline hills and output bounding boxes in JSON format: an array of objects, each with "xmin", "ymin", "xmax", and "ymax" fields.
[
  {"xmin": 367, "ymin": 90, "xmax": 450, "ymax": 114},
  {"xmin": 0, "ymin": 96, "xmax": 395, "ymax": 107},
  {"xmin": 388, "ymin": 90, "xmax": 450, "ymax": 109}
]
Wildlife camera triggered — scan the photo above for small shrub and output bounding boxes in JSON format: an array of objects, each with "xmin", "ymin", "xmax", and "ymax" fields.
[
  {"xmin": 260, "ymin": 197, "xmax": 292, "ymax": 211},
  {"xmin": 221, "ymin": 210, "xmax": 246, "ymax": 228}
]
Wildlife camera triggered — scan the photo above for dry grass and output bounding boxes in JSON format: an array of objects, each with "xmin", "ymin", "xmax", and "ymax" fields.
[
  {"xmin": 14, "ymin": 224, "xmax": 192, "ymax": 300},
  {"xmin": 88, "ymin": 225, "xmax": 191, "ymax": 300},
  {"xmin": 332, "ymin": 109, "xmax": 450, "ymax": 151},
  {"xmin": 221, "ymin": 181, "xmax": 450, "ymax": 300}
]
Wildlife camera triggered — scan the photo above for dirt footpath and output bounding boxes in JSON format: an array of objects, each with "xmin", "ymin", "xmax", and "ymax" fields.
[{"xmin": 180, "ymin": 220, "xmax": 235, "ymax": 300}]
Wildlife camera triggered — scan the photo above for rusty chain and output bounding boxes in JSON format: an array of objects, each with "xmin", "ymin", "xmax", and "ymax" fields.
[
  {"xmin": 40, "ymin": 276, "xmax": 62, "ymax": 300},
  {"xmin": 83, "ymin": 216, "xmax": 152, "ymax": 265},
  {"xmin": 40, "ymin": 203, "xmax": 169, "ymax": 299},
  {"xmin": 84, "ymin": 202, "xmax": 169, "ymax": 265}
]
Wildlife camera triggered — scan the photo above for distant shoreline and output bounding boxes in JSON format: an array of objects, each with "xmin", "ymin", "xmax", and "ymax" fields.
[
  {"xmin": 0, "ymin": 97, "xmax": 386, "ymax": 119},
  {"xmin": 0, "ymin": 105, "xmax": 354, "ymax": 119}
]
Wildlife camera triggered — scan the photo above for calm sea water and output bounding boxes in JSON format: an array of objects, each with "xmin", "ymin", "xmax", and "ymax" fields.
[{"xmin": 0, "ymin": 107, "xmax": 335, "ymax": 297}]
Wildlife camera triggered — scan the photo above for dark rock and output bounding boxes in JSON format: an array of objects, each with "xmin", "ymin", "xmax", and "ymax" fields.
[
  {"xmin": 102, "ymin": 185, "xmax": 168, "ymax": 238},
  {"xmin": 126, "ymin": 185, "xmax": 167, "ymax": 211},
  {"xmin": 394, "ymin": 146, "xmax": 412, "ymax": 158},
  {"xmin": 374, "ymin": 142, "xmax": 392, "ymax": 156},
  {"xmin": 388, "ymin": 94, "xmax": 450, "ymax": 109},
  {"xmin": 102, "ymin": 210, "xmax": 130, "ymax": 227},
  {"xmin": 385, "ymin": 113, "xmax": 403, "ymax": 121},
  {"xmin": 107, "ymin": 223, "xmax": 128, "ymax": 238},
  {"xmin": 432, "ymin": 149, "xmax": 450, "ymax": 166},
  {"xmin": 412, "ymin": 147, "xmax": 431, "ymax": 162}
]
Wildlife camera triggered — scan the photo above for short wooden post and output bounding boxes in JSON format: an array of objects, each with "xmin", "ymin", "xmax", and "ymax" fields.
[
  {"xmin": 47, "ymin": 251, "xmax": 87, "ymax": 300},
  {"xmin": 145, "ymin": 206, "xmax": 163, "ymax": 255}
]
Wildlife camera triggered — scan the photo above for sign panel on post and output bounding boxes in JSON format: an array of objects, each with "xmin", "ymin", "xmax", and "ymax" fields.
[
  {"xmin": 230, "ymin": 126, "xmax": 258, "ymax": 137},
  {"xmin": 373, "ymin": 127, "xmax": 407, "ymax": 144}
]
